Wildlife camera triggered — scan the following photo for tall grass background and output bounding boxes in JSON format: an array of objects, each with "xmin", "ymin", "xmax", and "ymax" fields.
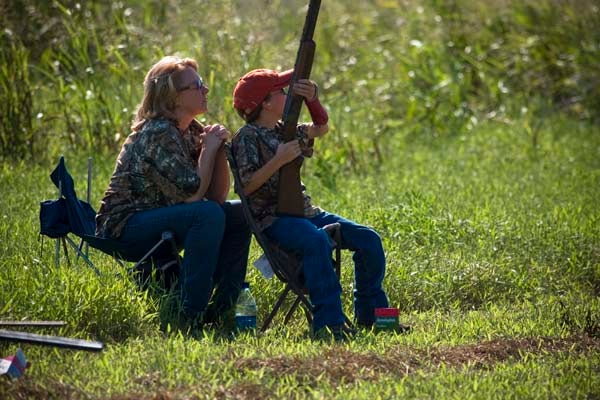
[{"xmin": 1, "ymin": 0, "xmax": 599, "ymax": 161}]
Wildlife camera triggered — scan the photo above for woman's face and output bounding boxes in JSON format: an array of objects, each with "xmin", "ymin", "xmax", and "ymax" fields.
[{"xmin": 175, "ymin": 67, "xmax": 209, "ymax": 116}]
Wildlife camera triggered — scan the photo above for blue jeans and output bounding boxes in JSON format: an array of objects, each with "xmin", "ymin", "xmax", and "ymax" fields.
[
  {"xmin": 117, "ymin": 200, "xmax": 251, "ymax": 320},
  {"xmin": 264, "ymin": 211, "xmax": 389, "ymax": 331}
]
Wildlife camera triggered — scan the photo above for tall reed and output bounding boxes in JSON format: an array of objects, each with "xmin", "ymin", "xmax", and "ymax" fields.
[{"xmin": 0, "ymin": 0, "xmax": 598, "ymax": 162}]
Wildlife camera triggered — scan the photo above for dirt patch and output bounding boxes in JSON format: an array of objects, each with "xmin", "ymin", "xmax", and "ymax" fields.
[
  {"xmin": 2, "ymin": 335, "xmax": 598, "ymax": 399},
  {"xmin": 233, "ymin": 334, "xmax": 600, "ymax": 385}
]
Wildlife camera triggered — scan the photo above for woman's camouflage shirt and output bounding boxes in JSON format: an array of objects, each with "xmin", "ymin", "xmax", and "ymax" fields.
[{"xmin": 96, "ymin": 118, "xmax": 203, "ymax": 238}]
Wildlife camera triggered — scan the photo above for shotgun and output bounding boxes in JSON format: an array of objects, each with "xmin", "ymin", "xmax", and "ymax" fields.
[{"xmin": 276, "ymin": 0, "xmax": 321, "ymax": 217}]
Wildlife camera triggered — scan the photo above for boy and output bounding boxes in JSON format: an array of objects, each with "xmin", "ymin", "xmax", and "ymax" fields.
[{"xmin": 231, "ymin": 68, "xmax": 404, "ymax": 337}]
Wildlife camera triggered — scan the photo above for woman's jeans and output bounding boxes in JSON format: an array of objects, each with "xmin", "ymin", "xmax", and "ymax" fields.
[
  {"xmin": 264, "ymin": 211, "xmax": 389, "ymax": 331},
  {"xmin": 117, "ymin": 200, "xmax": 251, "ymax": 320}
]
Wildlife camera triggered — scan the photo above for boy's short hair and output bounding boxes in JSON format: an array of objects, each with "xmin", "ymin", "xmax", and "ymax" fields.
[{"xmin": 233, "ymin": 68, "xmax": 292, "ymax": 119}]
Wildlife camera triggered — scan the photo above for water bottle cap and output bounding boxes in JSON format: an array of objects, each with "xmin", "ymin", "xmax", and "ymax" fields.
[{"xmin": 242, "ymin": 282, "xmax": 250, "ymax": 289}]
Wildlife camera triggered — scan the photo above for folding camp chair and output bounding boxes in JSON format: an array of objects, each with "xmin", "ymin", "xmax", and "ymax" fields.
[
  {"xmin": 225, "ymin": 144, "xmax": 353, "ymax": 332},
  {"xmin": 39, "ymin": 156, "xmax": 180, "ymax": 287}
]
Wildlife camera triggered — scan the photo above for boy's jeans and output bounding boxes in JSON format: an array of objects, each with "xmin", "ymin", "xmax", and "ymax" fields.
[
  {"xmin": 117, "ymin": 200, "xmax": 251, "ymax": 319},
  {"xmin": 265, "ymin": 211, "xmax": 389, "ymax": 331}
]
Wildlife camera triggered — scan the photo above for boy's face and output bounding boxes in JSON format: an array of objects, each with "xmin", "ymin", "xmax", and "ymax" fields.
[{"xmin": 265, "ymin": 88, "xmax": 287, "ymax": 117}]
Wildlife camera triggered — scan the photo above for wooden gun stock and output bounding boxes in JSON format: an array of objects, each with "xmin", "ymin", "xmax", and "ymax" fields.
[{"xmin": 276, "ymin": 0, "xmax": 321, "ymax": 217}]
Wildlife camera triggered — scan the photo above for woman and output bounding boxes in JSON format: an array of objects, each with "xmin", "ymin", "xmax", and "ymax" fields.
[{"xmin": 96, "ymin": 56, "xmax": 251, "ymax": 327}]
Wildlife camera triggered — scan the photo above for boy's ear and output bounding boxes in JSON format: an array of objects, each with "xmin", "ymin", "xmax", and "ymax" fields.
[{"xmin": 261, "ymin": 98, "xmax": 272, "ymax": 110}]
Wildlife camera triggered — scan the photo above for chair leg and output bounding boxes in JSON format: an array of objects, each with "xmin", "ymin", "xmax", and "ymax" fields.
[
  {"xmin": 130, "ymin": 230, "xmax": 179, "ymax": 271},
  {"xmin": 284, "ymin": 296, "xmax": 303, "ymax": 324},
  {"xmin": 286, "ymin": 287, "xmax": 348, "ymax": 329},
  {"xmin": 130, "ymin": 232, "xmax": 169, "ymax": 271},
  {"xmin": 163, "ymin": 231, "xmax": 180, "ymax": 266},
  {"xmin": 324, "ymin": 222, "xmax": 342, "ymax": 278},
  {"xmin": 64, "ymin": 236, "xmax": 101, "ymax": 276},
  {"xmin": 334, "ymin": 246, "xmax": 341, "ymax": 278},
  {"xmin": 261, "ymin": 285, "xmax": 291, "ymax": 332},
  {"xmin": 75, "ymin": 237, "xmax": 91, "ymax": 265},
  {"xmin": 60, "ymin": 237, "xmax": 70, "ymax": 266},
  {"xmin": 344, "ymin": 314, "xmax": 354, "ymax": 329},
  {"xmin": 289, "ymin": 288, "xmax": 314, "ymax": 328},
  {"xmin": 55, "ymin": 236, "xmax": 60, "ymax": 267},
  {"xmin": 302, "ymin": 302, "xmax": 313, "ymax": 326}
]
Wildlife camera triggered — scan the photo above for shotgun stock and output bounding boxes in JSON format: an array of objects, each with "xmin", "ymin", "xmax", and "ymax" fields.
[{"xmin": 276, "ymin": 0, "xmax": 321, "ymax": 217}]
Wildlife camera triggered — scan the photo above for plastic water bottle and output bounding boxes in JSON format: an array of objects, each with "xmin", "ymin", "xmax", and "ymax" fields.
[{"xmin": 235, "ymin": 282, "xmax": 257, "ymax": 330}]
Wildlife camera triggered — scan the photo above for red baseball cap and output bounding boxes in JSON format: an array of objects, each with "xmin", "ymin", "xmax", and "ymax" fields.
[{"xmin": 233, "ymin": 68, "xmax": 293, "ymax": 113}]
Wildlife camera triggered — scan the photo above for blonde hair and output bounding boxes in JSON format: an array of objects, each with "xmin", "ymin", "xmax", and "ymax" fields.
[{"xmin": 131, "ymin": 56, "xmax": 199, "ymax": 131}]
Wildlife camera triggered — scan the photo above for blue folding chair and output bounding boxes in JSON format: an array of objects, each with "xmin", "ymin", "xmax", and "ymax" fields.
[{"xmin": 39, "ymin": 156, "xmax": 180, "ymax": 287}]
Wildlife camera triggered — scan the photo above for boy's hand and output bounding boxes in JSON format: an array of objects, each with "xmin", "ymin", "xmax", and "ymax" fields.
[
  {"xmin": 275, "ymin": 140, "xmax": 302, "ymax": 166},
  {"xmin": 293, "ymin": 79, "xmax": 318, "ymax": 101}
]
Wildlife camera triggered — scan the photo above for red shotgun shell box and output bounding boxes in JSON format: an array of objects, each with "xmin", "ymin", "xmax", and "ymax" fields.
[
  {"xmin": 374, "ymin": 308, "xmax": 399, "ymax": 317},
  {"xmin": 374, "ymin": 307, "xmax": 399, "ymax": 330}
]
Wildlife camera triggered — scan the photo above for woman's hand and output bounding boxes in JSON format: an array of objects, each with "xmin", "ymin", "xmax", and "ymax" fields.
[
  {"xmin": 205, "ymin": 124, "xmax": 231, "ymax": 141},
  {"xmin": 187, "ymin": 124, "xmax": 230, "ymax": 203},
  {"xmin": 202, "ymin": 124, "xmax": 229, "ymax": 152}
]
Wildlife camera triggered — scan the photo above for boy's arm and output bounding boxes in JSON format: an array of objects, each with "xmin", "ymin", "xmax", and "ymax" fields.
[
  {"xmin": 294, "ymin": 80, "xmax": 328, "ymax": 139},
  {"xmin": 307, "ymin": 121, "xmax": 328, "ymax": 138},
  {"xmin": 242, "ymin": 141, "xmax": 301, "ymax": 196}
]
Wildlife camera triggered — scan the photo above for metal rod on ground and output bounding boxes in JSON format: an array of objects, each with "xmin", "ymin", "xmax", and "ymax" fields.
[
  {"xmin": 0, "ymin": 321, "xmax": 66, "ymax": 328},
  {"xmin": 0, "ymin": 329, "xmax": 104, "ymax": 352}
]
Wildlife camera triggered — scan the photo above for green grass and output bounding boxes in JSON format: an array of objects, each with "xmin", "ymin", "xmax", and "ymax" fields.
[
  {"xmin": 1, "ymin": 115, "xmax": 599, "ymax": 399},
  {"xmin": 1, "ymin": 0, "xmax": 600, "ymax": 398}
]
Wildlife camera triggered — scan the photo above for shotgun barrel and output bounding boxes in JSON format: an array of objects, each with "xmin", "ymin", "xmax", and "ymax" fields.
[{"xmin": 276, "ymin": 0, "xmax": 321, "ymax": 217}]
